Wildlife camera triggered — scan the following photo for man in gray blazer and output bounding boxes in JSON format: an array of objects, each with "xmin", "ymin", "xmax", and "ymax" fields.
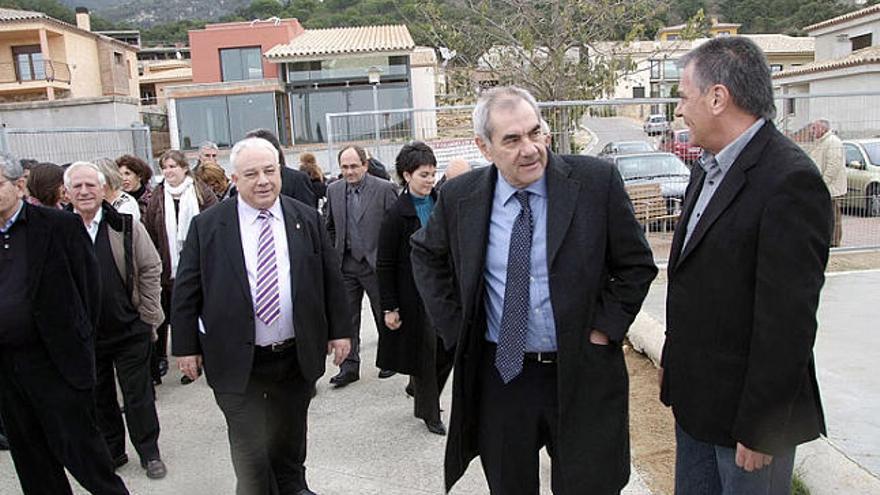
[{"xmin": 325, "ymin": 145, "xmax": 399, "ymax": 386}]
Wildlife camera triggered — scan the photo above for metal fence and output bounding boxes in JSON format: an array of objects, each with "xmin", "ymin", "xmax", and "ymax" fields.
[
  {"xmin": 323, "ymin": 92, "xmax": 880, "ymax": 257},
  {"xmin": 0, "ymin": 125, "xmax": 153, "ymax": 167}
]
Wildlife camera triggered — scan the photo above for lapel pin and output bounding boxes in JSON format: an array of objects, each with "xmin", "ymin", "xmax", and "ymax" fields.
[{"xmin": 296, "ymin": 223, "xmax": 301, "ymax": 230}]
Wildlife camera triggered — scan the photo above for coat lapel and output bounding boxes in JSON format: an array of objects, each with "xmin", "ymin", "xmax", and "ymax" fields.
[
  {"xmin": 668, "ymin": 166, "xmax": 704, "ymax": 272},
  {"xmin": 457, "ymin": 166, "xmax": 496, "ymax": 313},
  {"xmin": 675, "ymin": 122, "xmax": 771, "ymax": 267},
  {"xmin": 355, "ymin": 174, "xmax": 375, "ymax": 223},
  {"xmin": 280, "ymin": 197, "xmax": 304, "ymax": 304},
  {"xmin": 544, "ymin": 154, "xmax": 579, "ymax": 269},
  {"xmin": 219, "ymin": 198, "xmax": 252, "ymax": 304}
]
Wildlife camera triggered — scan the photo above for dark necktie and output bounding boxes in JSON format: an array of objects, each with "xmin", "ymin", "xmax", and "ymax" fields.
[{"xmin": 495, "ymin": 191, "xmax": 533, "ymax": 384}]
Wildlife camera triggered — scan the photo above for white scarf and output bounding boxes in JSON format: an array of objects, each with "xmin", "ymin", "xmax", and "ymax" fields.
[{"xmin": 163, "ymin": 176, "xmax": 200, "ymax": 278}]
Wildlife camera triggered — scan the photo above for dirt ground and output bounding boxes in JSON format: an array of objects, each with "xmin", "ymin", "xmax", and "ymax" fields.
[{"xmin": 626, "ymin": 250, "xmax": 880, "ymax": 495}]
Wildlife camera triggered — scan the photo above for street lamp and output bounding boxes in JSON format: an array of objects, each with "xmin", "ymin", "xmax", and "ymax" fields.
[{"xmin": 367, "ymin": 66, "xmax": 382, "ymax": 155}]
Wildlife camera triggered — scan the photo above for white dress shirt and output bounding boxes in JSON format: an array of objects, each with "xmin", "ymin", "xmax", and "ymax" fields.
[
  {"xmin": 80, "ymin": 207, "xmax": 104, "ymax": 243},
  {"xmin": 237, "ymin": 198, "xmax": 295, "ymax": 346}
]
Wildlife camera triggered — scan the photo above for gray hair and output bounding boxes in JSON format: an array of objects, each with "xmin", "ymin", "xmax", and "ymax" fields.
[
  {"xmin": 64, "ymin": 161, "xmax": 107, "ymax": 189},
  {"xmin": 473, "ymin": 86, "xmax": 542, "ymax": 143},
  {"xmin": 230, "ymin": 137, "xmax": 280, "ymax": 170},
  {"xmin": 678, "ymin": 36, "xmax": 776, "ymax": 120},
  {"xmin": 0, "ymin": 152, "xmax": 23, "ymax": 181},
  {"xmin": 199, "ymin": 141, "xmax": 219, "ymax": 152},
  {"xmin": 92, "ymin": 157, "xmax": 122, "ymax": 191}
]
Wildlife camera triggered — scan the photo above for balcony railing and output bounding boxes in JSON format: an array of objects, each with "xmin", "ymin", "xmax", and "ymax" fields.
[{"xmin": 0, "ymin": 60, "xmax": 71, "ymax": 84}]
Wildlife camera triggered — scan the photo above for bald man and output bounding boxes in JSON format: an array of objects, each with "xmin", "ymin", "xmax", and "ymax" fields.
[{"xmin": 435, "ymin": 158, "xmax": 472, "ymax": 190}]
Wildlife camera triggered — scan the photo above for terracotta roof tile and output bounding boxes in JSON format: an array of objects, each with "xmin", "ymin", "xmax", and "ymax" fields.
[
  {"xmin": 266, "ymin": 25, "xmax": 414, "ymax": 59},
  {"xmin": 773, "ymin": 45, "xmax": 880, "ymax": 79},
  {"xmin": 804, "ymin": 4, "xmax": 880, "ymax": 32}
]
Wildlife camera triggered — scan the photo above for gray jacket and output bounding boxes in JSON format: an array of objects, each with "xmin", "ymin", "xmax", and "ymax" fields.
[{"xmin": 325, "ymin": 173, "xmax": 398, "ymax": 270}]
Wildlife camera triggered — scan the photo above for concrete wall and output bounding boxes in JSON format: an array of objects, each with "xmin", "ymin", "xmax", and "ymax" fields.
[
  {"xmin": 189, "ymin": 19, "xmax": 304, "ymax": 83},
  {"xmin": 0, "ymin": 96, "xmax": 140, "ymax": 128},
  {"xmin": 813, "ymin": 17, "xmax": 880, "ymax": 61},
  {"xmin": 778, "ymin": 69, "xmax": 880, "ymax": 138},
  {"xmin": 410, "ymin": 48, "xmax": 437, "ymax": 140}
]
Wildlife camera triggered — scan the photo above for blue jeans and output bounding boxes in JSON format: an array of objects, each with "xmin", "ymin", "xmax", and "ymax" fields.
[{"xmin": 675, "ymin": 423, "xmax": 795, "ymax": 495}]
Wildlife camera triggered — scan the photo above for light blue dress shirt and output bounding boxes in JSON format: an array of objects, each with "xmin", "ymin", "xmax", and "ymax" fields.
[{"xmin": 484, "ymin": 173, "xmax": 557, "ymax": 352}]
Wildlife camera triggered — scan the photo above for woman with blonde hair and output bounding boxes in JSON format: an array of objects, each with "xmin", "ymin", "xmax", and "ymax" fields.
[
  {"xmin": 94, "ymin": 157, "xmax": 141, "ymax": 222},
  {"xmin": 143, "ymin": 150, "xmax": 217, "ymax": 385},
  {"xmin": 298, "ymin": 152, "xmax": 326, "ymax": 201}
]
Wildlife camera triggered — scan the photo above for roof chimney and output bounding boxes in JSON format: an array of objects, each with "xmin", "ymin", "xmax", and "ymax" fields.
[{"xmin": 75, "ymin": 7, "xmax": 91, "ymax": 32}]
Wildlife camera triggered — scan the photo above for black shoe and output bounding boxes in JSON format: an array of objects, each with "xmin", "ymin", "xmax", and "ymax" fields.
[
  {"xmin": 424, "ymin": 420, "xmax": 447, "ymax": 436},
  {"xmin": 329, "ymin": 371, "xmax": 359, "ymax": 388},
  {"xmin": 112, "ymin": 453, "xmax": 129, "ymax": 469},
  {"xmin": 153, "ymin": 376, "xmax": 162, "ymax": 386},
  {"xmin": 404, "ymin": 384, "xmax": 414, "ymax": 398},
  {"xmin": 142, "ymin": 458, "xmax": 167, "ymax": 479},
  {"xmin": 310, "ymin": 385, "xmax": 317, "ymax": 399},
  {"xmin": 296, "ymin": 489, "xmax": 318, "ymax": 495},
  {"xmin": 378, "ymin": 369, "xmax": 396, "ymax": 379},
  {"xmin": 158, "ymin": 358, "xmax": 169, "ymax": 377},
  {"xmin": 0, "ymin": 433, "xmax": 9, "ymax": 451},
  {"xmin": 180, "ymin": 375, "xmax": 194, "ymax": 385}
]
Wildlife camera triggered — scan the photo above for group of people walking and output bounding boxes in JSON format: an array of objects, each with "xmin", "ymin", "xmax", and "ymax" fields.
[{"xmin": 0, "ymin": 35, "xmax": 835, "ymax": 495}]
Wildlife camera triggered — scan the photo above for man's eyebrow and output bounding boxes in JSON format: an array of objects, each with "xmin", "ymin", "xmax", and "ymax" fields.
[{"xmin": 501, "ymin": 124, "xmax": 541, "ymax": 141}]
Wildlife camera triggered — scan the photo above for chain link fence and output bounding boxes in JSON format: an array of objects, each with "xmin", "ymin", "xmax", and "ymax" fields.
[
  {"xmin": 320, "ymin": 93, "xmax": 880, "ymax": 258},
  {"xmin": 0, "ymin": 125, "xmax": 153, "ymax": 167}
]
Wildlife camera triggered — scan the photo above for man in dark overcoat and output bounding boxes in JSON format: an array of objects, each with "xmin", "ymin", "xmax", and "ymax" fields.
[{"xmin": 411, "ymin": 86, "xmax": 657, "ymax": 494}]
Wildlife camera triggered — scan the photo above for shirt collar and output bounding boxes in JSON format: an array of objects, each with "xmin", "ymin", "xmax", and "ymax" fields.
[
  {"xmin": 1, "ymin": 199, "xmax": 24, "ymax": 233},
  {"xmin": 701, "ymin": 118, "xmax": 765, "ymax": 175},
  {"xmin": 76, "ymin": 206, "xmax": 103, "ymax": 230},
  {"xmin": 238, "ymin": 197, "xmax": 282, "ymax": 225},
  {"xmin": 496, "ymin": 171, "xmax": 547, "ymax": 206}
]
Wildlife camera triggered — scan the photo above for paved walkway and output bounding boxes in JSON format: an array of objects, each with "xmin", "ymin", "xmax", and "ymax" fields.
[
  {"xmin": 0, "ymin": 301, "xmax": 652, "ymax": 494},
  {"xmin": 640, "ymin": 270, "xmax": 880, "ymax": 483}
]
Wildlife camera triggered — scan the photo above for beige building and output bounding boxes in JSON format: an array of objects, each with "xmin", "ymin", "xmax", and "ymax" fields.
[
  {"xmin": 139, "ymin": 60, "xmax": 192, "ymax": 109},
  {"xmin": 773, "ymin": 4, "xmax": 880, "ymax": 137},
  {"xmin": 0, "ymin": 7, "xmax": 138, "ymax": 103},
  {"xmin": 656, "ymin": 17, "xmax": 741, "ymax": 41}
]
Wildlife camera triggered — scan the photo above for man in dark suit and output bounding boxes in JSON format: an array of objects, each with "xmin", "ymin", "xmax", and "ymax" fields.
[
  {"xmin": 324, "ymin": 145, "xmax": 399, "ymax": 387},
  {"xmin": 0, "ymin": 154, "xmax": 129, "ymax": 494},
  {"xmin": 172, "ymin": 137, "xmax": 350, "ymax": 495},
  {"xmin": 245, "ymin": 128, "xmax": 317, "ymax": 208},
  {"xmin": 411, "ymin": 86, "xmax": 657, "ymax": 494},
  {"xmin": 660, "ymin": 36, "xmax": 832, "ymax": 494}
]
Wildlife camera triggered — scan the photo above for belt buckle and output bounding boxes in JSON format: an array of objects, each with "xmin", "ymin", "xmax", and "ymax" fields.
[
  {"xmin": 270, "ymin": 340, "xmax": 288, "ymax": 352},
  {"xmin": 536, "ymin": 352, "xmax": 553, "ymax": 364}
]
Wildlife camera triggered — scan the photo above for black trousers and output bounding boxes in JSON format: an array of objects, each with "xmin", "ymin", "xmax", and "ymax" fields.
[
  {"xmin": 150, "ymin": 285, "xmax": 172, "ymax": 382},
  {"xmin": 0, "ymin": 344, "xmax": 129, "ymax": 495},
  {"xmin": 340, "ymin": 255, "xmax": 384, "ymax": 374},
  {"xmin": 478, "ymin": 345, "xmax": 561, "ymax": 495},
  {"xmin": 95, "ymin": 330, "xmax": 161, "ymax": 464},
  {"xmin": 412, "ymin": 336, "xmax": 455, "ymax": 423},
  {"xmin": 214, "ymin": 343, "xmax": 312, "ymax": 495}
]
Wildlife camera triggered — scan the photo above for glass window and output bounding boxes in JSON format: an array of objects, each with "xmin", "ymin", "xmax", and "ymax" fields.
[
  {"xmin": 851, "ymin": 33, "xmax": 872, "ymax": 52},
  {"xmin": 770, "ymin": 64, "xmax": 783, "ymax": 73},
  {"xmin": 220, "ymin": 47, "xmax": 263, "ymax": 82},
  {"xmin": 663, "ymin": 60, "xmax": 679, "ymax": 80},
  {"xmin": 227, "ymin": 93, "xmax": 277, "ymax": 143},
  {"xmin": 650, "ymin": 60, "xmax": 660, "ymax": 79},
  {"xmin": 177, "ymin": 96, "xmax": 231, "ymax": 150},
  {"xmin": 844, "ymin": 144, "xmax": 864, "ymax": 168},
  {"xmin": 12, "ymin": 45, "xmax": 45, "ymax": 82},
  {"xmin": 632, "ymin": 86, "xmax": 646, "ymax": 98}
]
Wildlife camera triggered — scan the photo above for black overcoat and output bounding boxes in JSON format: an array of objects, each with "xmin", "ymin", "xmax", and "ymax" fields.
[
  {"xmin": 375, "ymin": 189, "xmax": 437, "ymax": 375},
  {"xmin": 411, "ymin": 152, "xmax": 658, "ymax": 493}
]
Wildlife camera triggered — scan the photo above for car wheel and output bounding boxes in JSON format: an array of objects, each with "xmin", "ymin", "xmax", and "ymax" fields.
[{"xmin": 867, "ymin": 184, "xmax": 880, "ymax": 217}]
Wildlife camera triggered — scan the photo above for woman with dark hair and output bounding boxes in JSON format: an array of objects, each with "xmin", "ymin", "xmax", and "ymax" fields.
[
  {"xmin": 117, "ymin": 154, "xmax": 154, "ymax": 216},
  {"xmin": 143, "ymin": 150, "xmax": 217, "ymax": 385},
  {"xmin": 26, "ymin": 162, "xmax": 65, "ymax": 208},
  {"xmin": 298, "ymin": 152, "xmax": 327, "ymax": 200},
  {"xmin": 376, "ymin": 141, "xmax": 454, "ymax": 435}
]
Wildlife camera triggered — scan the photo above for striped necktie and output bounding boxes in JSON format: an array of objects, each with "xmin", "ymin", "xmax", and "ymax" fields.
[{"xmin": 254, "ymin": 209, "xmax": 280, "ymax": 326}]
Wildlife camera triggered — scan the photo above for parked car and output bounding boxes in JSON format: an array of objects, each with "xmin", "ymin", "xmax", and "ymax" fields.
[
  {"xmin": 643, "ymin": 114, "xmax": 670, "ymax": 136},
  {"xmin": 659, "ymin": 128, "xmax": 703, "ymax": 165},
  {"xmin": 598, "ymin": 140, "xmax": 654, "ymax": 160},
  {"xmin": 841, "ymin": 138, "xmax": 880, "ymax": 216},
  {"xmin": 611, "ymin": 152, "xmax": 691, "ymax": 213}
]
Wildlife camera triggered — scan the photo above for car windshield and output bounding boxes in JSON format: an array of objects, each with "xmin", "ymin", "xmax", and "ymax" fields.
[
  {"xmin": 618, "ymin": 142, "xmax": 653, "ymax": 153},
  {"xmin": 865, "ymin": 142, "xmax": 880, "ymax": 165},
  {"xmin": 616, "ymin": 154, "xmax": 690, "ymax": 180}
]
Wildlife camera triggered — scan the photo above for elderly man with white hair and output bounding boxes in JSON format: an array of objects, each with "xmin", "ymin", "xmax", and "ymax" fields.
[
  {"xmin": 0, "ymin": 155, "xmax": 130, "ymax": 494},
  {"xmin": 66, "ymin": 161, "xmax": 167, "ymax": 480},
  {"xmin": 172, "ymin": 137, "xmax": 350, "ymax": 495}
]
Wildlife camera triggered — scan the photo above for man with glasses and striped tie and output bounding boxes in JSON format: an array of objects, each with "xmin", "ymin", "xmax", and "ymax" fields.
[{"xmin": 172, "ymin": 137, "xmax": 350, "ymax": 495}]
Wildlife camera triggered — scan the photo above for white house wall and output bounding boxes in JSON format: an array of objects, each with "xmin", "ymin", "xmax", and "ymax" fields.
[{"xmin": 410, "ymin": 63, "xmax": 437, "ymax": 140}]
